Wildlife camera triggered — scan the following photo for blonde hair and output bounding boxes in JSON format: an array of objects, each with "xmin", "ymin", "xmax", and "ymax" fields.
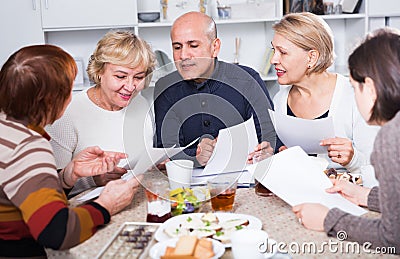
[
  {"xmin": 87, "ymin": 30, "xmax": 156, "ymax": 87},
  {"xmin": 272, "ymin": 12, "xmax": 334, "ymax": 73}
]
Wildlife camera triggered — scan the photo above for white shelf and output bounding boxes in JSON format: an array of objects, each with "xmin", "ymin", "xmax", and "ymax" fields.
[
  {"xmin": 138, "ymin": 21, "xmax": 172, "ymax": 27},
  {"xmin": 368, "ymin": 14, "xmax": 400, "ymax": 18},
  {"xmin": 43, "ymin": 25, "xmax": 136, "ymax": 32},
  {"xmin": 214, "ymin": 17, "xmax": 280, "ymax": 24},
  {"xmin": 138, "ymin": 17, "xmax": 279, "ymax": 28},
  {"xmin": 320, "ymin": 13, "xmax": 366, "ymax": 20}
]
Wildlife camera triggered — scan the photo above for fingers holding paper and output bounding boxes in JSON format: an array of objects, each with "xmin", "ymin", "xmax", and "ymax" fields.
[
  {"xmin": 95, "ymin": 175, "xmax": 143, "ymax": 216},
  {"xmin": 70, "ymin": 146, "xmax": 128, "ymax": 182},
  {"xmin": 247, "ymin": 141, "xmax": 274, "ymax": 164},
  {"xmin": 320, "ymin": 137, "xmax": 354, "ymax": 166},
  {"xmin": 93, "ymin": 166, "xmax": 127, "ymax": 186},
  {"xmin": 326, "ymin": 179, "xmax": 370, "ymax": 207},
  {"xmin": 292, "ymin": 203, "xmax": 329, "ymax": 231}
]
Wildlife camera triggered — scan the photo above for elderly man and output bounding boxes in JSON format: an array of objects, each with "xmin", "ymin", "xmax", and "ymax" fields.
[{"xmin": 154, "ymin": 11, "xmax": 277, "ymax": 167}]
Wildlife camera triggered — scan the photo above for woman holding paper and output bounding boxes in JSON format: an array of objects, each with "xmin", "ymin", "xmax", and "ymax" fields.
[
  {"xmin": 293, "ymin": 28, "xmax": 400, "ymax": 253},
  {"xmin": 0, "ymin": 45, "xmax": 141, "ymax": 257},
  {"xmin": 47, "ymin": 30, "xmax": 156, "ymax": 197},
  {"xmin": 270, "ymin": 12, "xmax": 379, "ymax": 185}
]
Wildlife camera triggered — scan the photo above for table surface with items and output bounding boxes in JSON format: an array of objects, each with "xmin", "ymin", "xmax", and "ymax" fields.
[{"xmin": 46, "ymin": 178, "xmax": 394, "ymax": 259}]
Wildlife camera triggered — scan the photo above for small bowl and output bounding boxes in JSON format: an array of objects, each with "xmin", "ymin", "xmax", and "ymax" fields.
[
  {"xmin": 138, "ymin": 12, "xmax": 160, "ymax": 23},
  {"xmin": 217, "ymin": 6, "xmax": 231, "ymax": 19}
]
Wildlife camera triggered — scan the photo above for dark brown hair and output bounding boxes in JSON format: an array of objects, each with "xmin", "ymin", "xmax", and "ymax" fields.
[
  {"xmin": 0, "ymin": 45, "xmax": 77, "ymax": 126},
  {"xmin": 349, "ymin": 28, "xmax": 400, "ymax": 124}
]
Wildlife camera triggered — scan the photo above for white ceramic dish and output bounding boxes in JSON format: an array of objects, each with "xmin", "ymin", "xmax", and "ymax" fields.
[
  {"xmin": 149, "ymin": 237, "xmax": 225, "ymax": 259},
  {"xmin": 154, "ymin": 213, "xmax": 262, "ymax": 248}
]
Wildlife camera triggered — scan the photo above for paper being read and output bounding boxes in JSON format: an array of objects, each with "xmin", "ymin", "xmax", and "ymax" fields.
[
  {"xmin": 77, "ymin": 138, "xmax": 198, "ymax": 203},
  {"xmin": 268, "ymin": 109, "xmax": 335, "ymax": 154},
  {"xmin": 253, "ymin": 146, "xmax": 366, "ymax": 216},
  {"xmin": 200, "ymin": 116, "xmax": 258, "ymax": 176}
]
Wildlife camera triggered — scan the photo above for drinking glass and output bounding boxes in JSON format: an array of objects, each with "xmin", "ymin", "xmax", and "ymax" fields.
[
  {"xmin": 208, "ymin": 176, "xmax": 237, "ymax": 212},
  {"xmin": 144, "ymin": 178, "xmax": 172, "ymax": 223}
]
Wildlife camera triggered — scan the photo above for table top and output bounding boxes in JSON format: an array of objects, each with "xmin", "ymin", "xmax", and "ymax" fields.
[{"xmin": 46, "ymin": 185, "xmax": 393, "ymax": 259}]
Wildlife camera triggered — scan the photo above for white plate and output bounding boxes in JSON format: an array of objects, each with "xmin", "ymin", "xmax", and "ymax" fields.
[
  {"xmin": 154, "ymin": 213, "xmax": 262, "ymax": 247},
  {"xmin": 149, "ymin": 237, "xmax": 225, "ymax": 259}
]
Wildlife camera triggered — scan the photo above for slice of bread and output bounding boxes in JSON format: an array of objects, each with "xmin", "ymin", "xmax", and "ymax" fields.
[
  {"xmin": 161, "ymin": 237, "xmax": 215, "ymax": 259},
  {"xmin": 194, "ymin": 238, "xmax": 215, "ymax": 259},
  {"xmin": 174, "ymin": 236, "xmax": 198, "ymax": 255}
]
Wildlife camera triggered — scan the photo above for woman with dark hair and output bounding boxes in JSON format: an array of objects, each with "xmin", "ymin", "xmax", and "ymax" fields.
[
  {"xmin": 292, "ymin": 28, "xmax": 400, "ymax": 253},
  {"xmin": 0, "ymin": 45, "xmax": 141, "ymax": 257}
]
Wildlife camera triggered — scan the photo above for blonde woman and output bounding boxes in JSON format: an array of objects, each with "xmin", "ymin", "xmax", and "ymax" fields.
[
  {"xmin": 271, "ymin": 13, "xmax": 380, "ymax": 186},
  {"xmin": 47, "ymin": 30, "xmax": 156, "ymax": 197}
]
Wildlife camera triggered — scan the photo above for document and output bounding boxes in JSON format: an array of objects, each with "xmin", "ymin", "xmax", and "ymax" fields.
[
  {"xmin": 201, "ymin": 116, "xmax": 258, "ymax": 176},
  {"xmin": 253, "ymin": 146, "xmax": 366, "ymax": 216},
  {"xmin": 77, "ymin": 138, "xmax": 198, "ymax": 203},
  {"xmin": 269, "ymin": 109, "xmax": 335, "ymax": 154},
  {"xmin": 191, "ymin": 164, "xmax": 256, "ymax": 187}
]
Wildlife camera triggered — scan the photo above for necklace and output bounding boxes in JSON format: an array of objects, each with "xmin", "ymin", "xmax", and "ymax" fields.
[{"xmin": 92, "ymin": 88, "xmax": 104, "ymax": 109}]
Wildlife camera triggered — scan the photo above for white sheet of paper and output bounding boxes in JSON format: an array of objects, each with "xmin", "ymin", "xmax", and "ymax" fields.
[
  {"xmin": 191, "ymin": 164, "xmax": 256, "ymax": 186},
  {"xmin": 201, "ymin": 117, "xmax": 258, "ymax": 176},
  {"xmin": 77, "ymin": 138, "xmax": 199, "ymax": 203},
  {"xmin": 269, "ymin": 109, "xmax": 335, "ymax": 154},
  {"xmin": 253, "ymin": 146, "xmax": 366, "ymax": 216}
]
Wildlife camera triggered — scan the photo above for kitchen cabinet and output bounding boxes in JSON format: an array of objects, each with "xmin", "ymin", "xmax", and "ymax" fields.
[
  {"xmin": 2, "ymin": 0, "xmax": 400, "ymax": 90},
  {"xmin": 40, "ymin": 0, "xmax": 138, "ymax": 30},
  {"xmin": 0, "ymin": 0, "xmax": 44, "ymax": 66}
]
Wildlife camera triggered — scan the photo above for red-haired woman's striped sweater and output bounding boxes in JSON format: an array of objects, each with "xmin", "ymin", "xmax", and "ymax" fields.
[{"xmin": 0, "ymin": 113, "xmax": 110, "ymax": 257}]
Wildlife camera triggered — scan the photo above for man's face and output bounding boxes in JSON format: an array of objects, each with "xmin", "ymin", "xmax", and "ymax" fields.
[{"xmin": 171, "ymin": 21, "xmax": 220, "ymax": 83}]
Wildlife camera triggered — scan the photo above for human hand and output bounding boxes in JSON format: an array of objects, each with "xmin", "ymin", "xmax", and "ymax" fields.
[
  {"xmin": 196, "ymin": 137, "xmax": 217, "ymax": 166},
  {"xmin": 155, "ymin": 158, "xmax": 170, "ymax": 171},
  {"xmin": 326, "ymin": 179, "xmax": 370, "ymax": 207},
  {"xmin": 320, "ymin": 137, "xmax": 354, "ymax": 166},
  {"xmin": 93, "ymin": 166, "xmax": 127, "ymax": 186},
  {"xmin": 69, "ymin": 146, "xmax": 127, "ymax": 181},
  {"xmin": 95, "ymin": 175, "xmax": 143, "ymax": 216},
  {"xmin": 292, "ymin": 203, "xmax": 329, "ymax": 231},
  {"xmin": 278, "ymin": 145, "xmax": 288, "ymax": 152},
  {"xmin": 247, "ymin": 141, "xmax": 273, "ymax": 164}
]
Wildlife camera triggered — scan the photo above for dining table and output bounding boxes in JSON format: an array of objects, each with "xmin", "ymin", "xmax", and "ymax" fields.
[{"xmin": 46, "ymin": 172, "xmax": 396, "ymax": 259}]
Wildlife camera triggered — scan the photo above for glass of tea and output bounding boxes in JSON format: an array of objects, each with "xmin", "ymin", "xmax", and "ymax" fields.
[
  {"xmin": 144, "ymin": 178, "xmax": 172, "ymax": 223},
  {"xmin": 207, "ymin": 176, "xmax": 237, "ymax": 212},
  {"xmin": 254, "ymin": 180, "xmax": 275, "ymax": 197}
]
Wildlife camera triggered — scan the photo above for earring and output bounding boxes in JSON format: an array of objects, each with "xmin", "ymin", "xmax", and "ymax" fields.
[{"xmin": 308, "ymin": 64, "xmax": 312, "ymax": 69}]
